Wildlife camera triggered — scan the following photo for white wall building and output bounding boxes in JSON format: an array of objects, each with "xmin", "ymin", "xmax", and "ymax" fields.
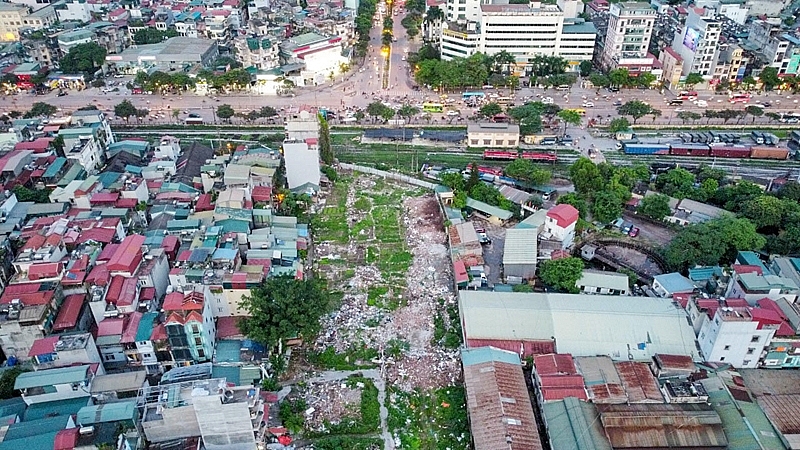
[
  {"xmin": 600, "ymin": 2, "xmax": 656, "ymax": 70},
  {"xmin": 671, "ymin": 8, "xmax": 721, "ymax": 77},
  {"xmin": 542, "ymin": 204, "xmax": 579, "ymax": 248},
  {"xmin": 283, "ymin": 140, "xmax": 320, "ymax": 194},
  {"xmin": 54, "ymin": 0, "xmax": 92, "ymax": 23},
  {"xmin": 697, "ymin": 306, "xmax": 774, "ymax": 368}
]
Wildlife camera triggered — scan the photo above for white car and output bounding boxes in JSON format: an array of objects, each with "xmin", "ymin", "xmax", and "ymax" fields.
[
  {"xmin": 582, "ymin": 101, "xmax": 594, "ymax": 107},
  {"xmin": 695, "ymin": 100, "xmax": 708, "ymax": 107},
  {"xmin": 542, "ymin": 97, "xmax": 554, "ymax": 104},
  {"xmin": 446, "ymin": 110, "xmax": 459, "ymax": 116}
]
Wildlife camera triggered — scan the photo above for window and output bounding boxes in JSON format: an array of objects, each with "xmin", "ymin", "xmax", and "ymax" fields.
[
  {"xmin": 197, "ymin": 349, "xmax": 205, "ymax": 358},
  {"xmin": 723, "ymin": 345, "xmax": 731, "ymax": 351},
  {"xmin": 751, "ymin": 335, "xmax": 760, "ymax": 343},
  {"xmin": 743, "ymin": 360, "xmax": 751, "ymax": 366},
  {"xmin": 720, "ymin": 356, "xmax": 725, "ymax": 361},
  {"xmin": 192, "ymin": 324, "xmax": 200, "ymax": 334},
  {"xmin": 483, "ymin": 139, "xmax": 491, "ymax": 145},
  {"xmin": 747, "ymin": 348, "xmax": 755, "ymax": 355}
]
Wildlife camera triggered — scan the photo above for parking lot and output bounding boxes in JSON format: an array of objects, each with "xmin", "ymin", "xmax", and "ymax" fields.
[{"xmin": 621, "ymin": 212, "xmax": 677, "ymax": 247}]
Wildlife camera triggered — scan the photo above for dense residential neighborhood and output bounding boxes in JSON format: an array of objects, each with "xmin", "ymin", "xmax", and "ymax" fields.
[{"xmin": 5, "ymin": 0, "xmax": 800, "ymax": 447}]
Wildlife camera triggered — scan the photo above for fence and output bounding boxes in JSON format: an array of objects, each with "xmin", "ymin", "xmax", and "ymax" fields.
[{"xmin": 339, "ymin": 163, "xmax": 439, "ymax": 190}]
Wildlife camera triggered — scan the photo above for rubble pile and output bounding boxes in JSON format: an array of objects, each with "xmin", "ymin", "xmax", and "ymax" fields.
[{"xmin": 301, "ymin": 381, "xmax": 363, "ymax": 431}]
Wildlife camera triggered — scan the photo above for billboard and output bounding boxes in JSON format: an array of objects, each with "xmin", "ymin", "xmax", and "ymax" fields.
[{"xmin": 683, "ymin": 27, "xmax": 700, "ymax": 52}]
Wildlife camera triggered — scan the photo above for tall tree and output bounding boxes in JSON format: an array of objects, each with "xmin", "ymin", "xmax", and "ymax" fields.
[
  {"xmin": 504, "ymin": 159, "xmax": 551, "ymax": 185},
  {"xmin": 569, "ymin": 157, "xmax": 603, "ymax": 196},
  {"xmin": 556, "ymin": 109, "xmax": 581, "ymax": 135},
  {"xmin": 538, "ymin": 257, "xmax": 584, "ymax": 293},
  {"xmin": 637, "ymin": 194, "xmax": 671, "ymax": 220},
  {"xmin": 662, "ymin": 216, "xmax": 764, "ymax": 272},
  {"xmin": 479, "ymin": 102, "xmax": 502, "ymax": 118},
  {"xmin": 59, "ymin": 43, "xmax": 106, "ymax": 77},
  {"xmin": 216, "ymin": 104, "xmax": 235, "ymax": 122},
  {"xmin": 24, "ymin": 102, "xmax": 57, "ymax": 118},
  {"xmin": 114, "ymin": 100, "xmax": 137, "ymax": 122},
  {"xmin": 759, "ymin": 67, "xmax": 781, "ymax": 90},
  {"xmin": 607, "ymin": 117, "xmax": 631, "ymax": 133},
  {"xmin": 579, "ymin": 60, "xmax": 592, "ymax": 77},
  {"xmin": 318, "ymin": 114, "xmax": 334, "ymax": 165},
  {"xmin": 238, "ymin": 276, "xmax": 331, "ymax": 353},
  {"xmin": 591, "ymin": 190, "xmax": 623, "ymax": 224},
  {"xmin": 617, "ymin": 100, "xmax": 653, "ymax": 124},
  {"xmin": 608, "ymin": 68, "xmax": 630, "ymax": 87},
  {"xmin": 683, "ymin": 72, "xmax": 704, "ymax": 89}
]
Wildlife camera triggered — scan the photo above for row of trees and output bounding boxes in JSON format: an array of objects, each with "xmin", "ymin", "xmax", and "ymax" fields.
[
  {"xmin": 133, "ymin": 68, "xmax": 253, "ymax": 94},
  {"xmin": 354, "ymin": 0, "xmax": 377, "ymax": 57}
]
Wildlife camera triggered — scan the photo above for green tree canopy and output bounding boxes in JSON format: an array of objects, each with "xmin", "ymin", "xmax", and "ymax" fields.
[
  {"xmin": 759, "ymin": 67, "xmax": 781, "ymax": 90},
  {"xmin": 318, "ymin": 114, "xmax": 334, "ymax": 165},
  {"xmin": 24, "ymin": 102, "xmax": 57, "ymax": 119},
  {"xmin": 683, "ymin": 72, "xmax": 704, "ymax": 88},
  {"xmin": 655, "ymin": 167, "xmax": 695, "ymax": 198},
  {"xmin": 114, "ymin": 100, "xmax": 137, "ymax": 121},
  {"xmin": 637, "ymin": 193, "xmax": 672, "ymax": 221},
  {"xmin": 662, "ymin": 216, "xmax": 765, "ymax": 272},
  {"xmin": 0, "ymin": 367, "xmax": 28, "ymax": 400},
  {"xmin": 579, "ymin": 60, "xmax": 592, "ymax": 77},
  {"xmin": 216, "ymin": 104, "xmax": 235, "ymax": 121},
  {"xmin": 607, "ymin": 117, "xmax": 631, "ymax": 134},
  {"xmin": 504, "ymin": 158, "xmax": 551, "ymax": 185},
  {"xmin": 538, "ymin": 257, "xmax": 584, "ymax": 293},
  {"xmin": 238, "ymin": 276, "xmax": 331, "ymax": 350},
  {"xmin": 739, "ymin": 195, "xmax": 787, "ymax": 229},
  {"xmin": 478, "ymin": 102, "xmax": 502, "ymax": 118},
  {"xmin": 59, "ymin": 43, "xmax": 106, "ymax": 76},
  {"xmin": 617, "ymin": 100, "xmax": 653, "ymax": 124},
  {"xmin": 557, "ymin": 193, "xmax": 588, "ymax": 219},
  {"xmin": 591, "ymin": 190, "xmax": 623, "ymax": 224},
  {"xmin": 569, "ymin": 157, "xmax": 603, "ymax": 196}
]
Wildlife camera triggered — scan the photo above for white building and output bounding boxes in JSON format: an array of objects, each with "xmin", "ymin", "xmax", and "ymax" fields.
[
  {"xmin": 652, "ymin": 273, "xmax": 696, "ymax": 298},
  {"xmin": 15, "ymin": 364, "xmax": 95, "ymax": 405},
  {"xmin": 671, "ymin": 8, "xmax": 721, "ymax": 77},
  {"xmin": 696, "ymin": 306, "xmax": 775, "ymax": 368},
  {"xmin": 279, "ymin": 33, "xmax": 348, "ymax": 86},
  {"xmin": 154, "ymin": 136, "xmax": 181, "ymax": 160},
  {"xmin": 576, "ymin": 270, "xmax": 631, "ymax": 295},
  {"xmin": 746, "ymin": 0, "xmax": 788, "ymax": 17},
  {"xmin": 54, "ymin": 0, "xmax": 92, "ymax": 23},
  {"xmin": 283, "ymin": 140, "xmax": 320, "ymax": 194},
  {"xmin": 439, "ymin": 2, "xmax": 597, "ymax": 70},
  {"xmin": 599, "ymin": 2, "xmax": 656, "ymax": 71},
  {"xmin": 542, "ymin": 204, "xmax": 579, "ymax": 248}
]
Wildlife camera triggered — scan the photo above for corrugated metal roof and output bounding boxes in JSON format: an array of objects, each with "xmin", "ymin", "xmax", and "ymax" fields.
[
  {"xmin": 461, "ymin": 347, "xmax": 543, "ymax": 450},
  {"xmin": 15, "ymin": 365, "xmax": 90, "ymax": 389},
  {"xmin": 598, "ymin": 403, "xmax": 727, "ymax": 449},
  {"xmin": 466, "ymin": 198, "xmax": 513, "ymax": 220},
  {"xmin": 576, "ymin": 270, "xmax": 630, "ymax": 293},
  {"xmin": 503, "ymin": 228, "xmax": 538, "ymax": 265},
  {"xmin": 542, "ymin": 397, "xmax": 611, "ymax": 450},
  {"xmin": 758, "ymin": 394, "xmax": 800, "ymax": 438},
  {"xmin": 534, "ymin": 353, "xmax": 578, "ymax": 376},
  {"xmin": 460, "ymin": 291, "xmax": 700, "ymax": 360},
  {"xmin": 614, "ymin": 361, "xmax": 664, "ymax": 403},
  {"xmin": 77, "ymin": 400, "xmax": 136, "ymax": 425}
]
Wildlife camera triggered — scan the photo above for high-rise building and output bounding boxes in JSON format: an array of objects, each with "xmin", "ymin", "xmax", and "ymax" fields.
[
  {"xmin": 671, "ymin": 8, "xmax": 721, "ymax": 77},
  {"xmin": 599, "ymin": 2, "xmax": 656, "ymax": 72}
]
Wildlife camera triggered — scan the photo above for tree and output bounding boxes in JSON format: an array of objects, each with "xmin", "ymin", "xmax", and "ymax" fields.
[
  {"xmin": 133, "ymin": 28, "xmax": 174, "ymax": 45},
  {"xmin": 677, "ymin": 111, "xmax": 702, "ymax": 124},
  {"xmin": 779, "ymin": 181, "xmax": 800, "ymax": 202},
  {"xmin": 617, "ymin": 100, "xmax": 652, "ymax": 124},
  {"xmin": 745, "ymin": 105, "xmax": 764, "ymax": 123},
  {"xmin": 538, "ymin": 257, "xmax": 584, "ymax": 293},
  {"xmin": 608, "ymin": 68, "xmax": 630, "ymax": 88},
  {"xmin": 114, "ymin": 100, "xmax": 137, "ymax": 122},
  {"xmin": 717, "ymin": 109, "xmax": 743, "ymax": 124},
  {"xmin": 608, "ymin": 117, "xmax": 630, "ymax": 134},
  {"xmin": 556, "ymin": 109, "xmax": 581, "ymax": 135},
  {"xmin": 465, "ymin": 164, "xmax": 480, "ymax": 192},
  {"xmin": 23, "ymin": 102, "xmax": 57, "ymax": 119},
  {"xmin": 656, "ymin": 167, "xmax": 695, "ymax": 198},
  {"xmin": 318, "ymin": 114, "xmax": 334, "ymax": 165},
  {"xmin": 683, "ymin": 72, "xmax": 704, "ymax": 89},
  {"xmin": 12, "ymin": 185, "xmax": 51, "ymax": 203},
  {"xmin": 529, "ymin": 55, "xmax": 567, "ymax": 77},
  {"xmin": 637, "ymin": 194, "xmax": 671, "ymax": 221},
  {"xmin": 649, "ymin": 108, "xmax": 662, "ymax": 123},
  {"xmin": 440, "ymin": 172, "xmax": 465, "ymax": 191},
  {"xmin": 569, "ymin": 157, "xmax": 603, "ymax": 196},
  {"xmin": 637, "ymin": 72, "xmax": 657, "ymax": 88},
  {"xmin": 712, "ymin": 180, "xmax": 764, "ymax": 212},
  {"xmin": 579, "ymin": 60, "xmax": 593, "ymax": 77},
  {"xmin": 759, "ymin": 67, "xmax": 781, "ymax": 90},
  {"xmin": 397, "ymin": 104, "xmax": 419, "ymax": 121},
  {"xmin": 259, "ymin": 106, "xmax": 278, "ymax": 118},
  {"xmin": 216, "ymin": 104, "xmax": 235, "ymax": 122},
  {"xmin": 591, "ymin": 190, "xmax": 623, "ymax": 224},
  {"xmin": 662, "ymin": 216, "xmax": 765, "ymax": 272},
  {"xmin": 239, "ymin": 276, "xmax": 330, "ymax": 352},
  {"xmin": 367, "ymin": 101, "xmax": 389, "ymax": 121},
  {"xmin": 0, "ymin": 367, "xmax": 28, "ymax": 400},
  {"xmin": 479, "ymin": 102, "xmax": 502, "ymax": 118},
  {"xmin": 504, "ymin": 159, "xmax": 551, "ymax": 185},
  {"xmin": 588, "ymin": 72, "xmax": 609, "ymax": 88},
  {"xmin": 739, "ymin": 195, "xmax": 786, "ymax": 229},
  {"xmin": 52, "ymin": 135, "xmax": 65, "ymax": 157},
  {"xmin": 59, "ymin": 43, "xmax": 106, "ymax": 77},
  {"xmin": 557, "ymin": 193, "xmax": 588, "ymax": 218}
]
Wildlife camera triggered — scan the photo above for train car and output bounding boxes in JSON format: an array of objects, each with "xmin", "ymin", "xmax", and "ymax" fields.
[
  {"xmin": 483, "ymin": 150, "xmax": 519, "ymax": 160},
  {"xmin": 622, "ymin": 143, "xmax": 671, "ymax": 155},
  {"xmin": 521, "ymin": 152, "xmax": 558, "ymax": 162},
  {"xmin": 466, "ymin": 164, "xmax": 504, "ymax": 177},
  {"xmin": 669, "ymin": 143, "xmax": 711, "ymax": 157},
  {"xmin": 751, "ymin": 146, "xmax": 790, "ymax": 160},
  {"xmin": 709, "ymin": 146, "xmax": 752, "ymax": 158}
]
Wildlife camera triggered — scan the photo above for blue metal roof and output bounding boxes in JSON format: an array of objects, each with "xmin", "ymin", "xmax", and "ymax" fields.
[
  {"xmin": 213, "ymin": 248, "xmax": 238, "ymax": 261},
  {"xmin": 653, "ymin": 273, "xmax": 695, "ymax": 294},
  {"xmin": 42, "ymin": 157, "xmax": 67, "ymax": 179},
  {"xmin": 461, "ymin": 346, "xmax": 520, "ymax": 366}
]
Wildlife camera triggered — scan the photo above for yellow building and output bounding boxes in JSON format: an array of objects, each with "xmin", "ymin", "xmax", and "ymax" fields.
[{"xmin": 0, "ymin": 3, "xmax": 31, "ymax": 42}]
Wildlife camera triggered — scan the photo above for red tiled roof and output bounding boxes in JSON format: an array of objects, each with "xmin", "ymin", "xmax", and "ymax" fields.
[
  {"xmin": 750, "ymin": 308, "xmax": 794, "ymax": 336},
  {"xmin": 757, "ymin": 298, "xmax": 788, "ymax": 320},
  {"xmin": 195, "ymin": 193, "xmax": 214, "ymax": 212},
  {"xmin": 52, "ymin": 294, "xmax": 85, "ymax": 331},
  {"xmin": 90, "ymin": 192, "xmax": 120, "ymax": 205},
  {"xmin": 97, "ymin": 317, "xmax": 125, "ymax": 336},
  {"xmin": 163, "ymin": 291, "xmax": 204, "ymax": 311},
  {"xmin": 117, "ymin": 277, "xmax": 139, "ymax": 307},
  {"xmin": 185, "ymin": 310, "xmax": 204, "ymax": 324},
  {"xmin": 161, "ymin": 235, "xmax": 179, "ymax": 253},
  {"xmin": 21, "ymin": 234, "xmax": 46, "ymax": 251},
  {"xmin": 105, "ymin": 275, "xmax": 125, "ymax": 305},
  {"xmin": 115, "ymin": 198, "xmax": 138, "ymax": 209},
  {"xmin": 28, "ymin": 262, "xmax": 63, "ymax": 280},
  {"xmin": 734, "ymin": 264, "xmax": 763, "ymax": 275},
  {"xmin": 97, "ymin": 243, "xmax": 120, "ymax": 262},
  {"xmin": 546, "ymin": 204, "xmax": 579, "ymax": 228},
  {"xmin": 151, "ymin": 323, "xmax": 167, "ymax": 341},
  {"xmin": 140, "ymin": 286, "xmax": 156, "ymax": 301},
  {"xmin": 28, "ymin": 335, "xmax": 59, "ymax": 357},
  {"xmin": 121, "ymin": 311, "xmax": 143, "ymax": 344},
  {"xmin": 541, "ymin": 387, "xmax": 589, "ymax": 401},
  {"xmin": 77, "ymin": 227, "xmax": 116, "ymax": 244},
  {"xmin": 726, "ymin": 298, "xmax": 749, "ymax": 308},
  {"xmin": 0, "ymin": 289, "xmax": 53, "ymax": 306},
  {"xmin": 14, "ymin": 138, "xmax": 52, "ymax": 151},
  {"xmin": 251, "ymin": 186, "xmax": 271, "ymax": 203},
  {"xmin": 86, "ymin": 264, "xmax": 111, "ymax": 286},
  {"xmin": 107, "ymin": 234, "xmax": 145, "ymax": 273},
  {"xmin": 216, "ymin": 316, "xmax": 243, "ymax": 339},
  {"xmin": 165, "ymin": 312, "xmax": 185, "ymax": 325}
]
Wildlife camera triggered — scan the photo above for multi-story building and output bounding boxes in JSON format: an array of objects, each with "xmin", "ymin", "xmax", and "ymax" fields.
[
  {"xmin": 28, "ymin": 332, "xmax": 103, "ymax": 371},
  {"xmin": 439, "ymin": 2, "xmax": 597, "ymax": 70},
  {"xmin": 53, "ymin": 0, "xmax": 92, "ymax": 23},
  {"xmin": 598, "ymin": 2, "xmax": 656, "ymax": 72},
  {"xmin": 659, "ymin": 46, "xmax": 684, "ymax": 91},
  {"xmin": 467, "ymin": 122, "xmax": 520, "ymax": 148},
  {"xmin": 163, "ymin": 290, "xmax": 216, "ymax": 364},
  {"xmin": 671, "ymin": 8, "xmax": 721, "ymax": 78},
  {"xmin": 0, "ymin": 3, "xmax": 34, "ymax": 42},
  {"xmin": 745, "ymin": 20, "xmax": 800, "ymax": 76},
  {"xmin": 234, "ymin": 36, "xmax": 279, "ymax": 70},
  {"xmin": 715, "ymin": 43, "xmax": 748, "ymax": 83},
  {"xmin": 14, "ymin": 364, "xmax": 96, "ymax": 405}
]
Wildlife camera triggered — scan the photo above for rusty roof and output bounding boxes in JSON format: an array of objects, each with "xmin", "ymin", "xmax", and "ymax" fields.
[
  {"xmin": 758, "ymin": 395, "xmax": 800, "ymax": 435},
  {"xmin": 589, "ymin": 383, "xmax": 628, "ymax": 404},
  {"xmin": 533, "ymin": 353, "xmax": 577, "ymax": 376},
  {"xmin": 653, "ymin": 354, "xmax": 695, "ymax": 372},
  {"xmin": 462, "ymin": 347, "xmax": 543, "ymax": 450},
  {"xmin": 615, "ymin": 361, "xmax": 664, "ymax": 403},
  {"xmin": 598, "ymin": 403, "xmax": 728, "ymax": 449}
]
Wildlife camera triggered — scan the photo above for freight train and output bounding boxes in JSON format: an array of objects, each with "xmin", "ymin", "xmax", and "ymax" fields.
[
  {"xmin": 620, "ymin": 142, "xmax": 789, "ymax": 160},
  {"xmin": 482, "ymin": 150, "xmax": 558, "ymax": 161}
]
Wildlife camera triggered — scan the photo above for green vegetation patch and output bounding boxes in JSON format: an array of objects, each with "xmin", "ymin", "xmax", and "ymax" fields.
[{"xmin": 387, "ymin": 386, "xmax": 470, "ymax": 450}]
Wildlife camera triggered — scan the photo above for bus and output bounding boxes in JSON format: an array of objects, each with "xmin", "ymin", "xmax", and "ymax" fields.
[
  {"xmin": 729, "ymin": 93, "xmax": 751, "ymax": 104},
  {"xmin": 677, "ymin": 90, "xmax": 698, "ymax": 100},
  {"xmin": 495, "ymin": 96, "xmax": 513, "ymax": 105},
  {"xmin": 567, "ymin": 108, "xmax": 586, "ymax": 116},
  {"xmin": 185, "ymin": 116, "xmax": 204, "ymax": 125},
  {"xmin": 780, "ymin": 113, "xmax": 800, "ymax": 124},
  {"xmin": 462, "ymin": 92, "xmax": 485, "ymax": 100},
  {"xmin": 422, "ymin": 103, "xmax": 444, "ymax": 113}
]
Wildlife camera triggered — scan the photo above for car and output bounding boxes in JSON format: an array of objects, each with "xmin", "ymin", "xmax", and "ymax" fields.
[
  {"xmin": 628, "ymin": 227, "xmax": 640, "ymax": 237},
  {"xmin": 674, "ymin": 108, "xmax": 685, "ymax": 112},
  {"xmin": 446, "ymin": 110, "xmax": 459, "ymax": 116},
  {"xmin": 542, "ymin": 97, "xmax": 554, "ymax": 104},
  {"xmin": 613, "ymin": 100, "xmax": 622, "ymax": 106},
  {"xmin": 475, "ymin": 228, "xmax": 491, "ymax": 244},
  {"xmin": 622, "ymin": 222, "xmax": 633, "ymax": 233},
  {"xmin": 114, "ymin": 74, "xmax": 124, "ymax": 78},
  {"xmin": 695, "ymin": 100, "xmax": 708, "ymax": 107},
  {"xmin": 57, "ymin": 91, "xmax": 67, "ymax": 97},
  {"xmin": 401, "ymin": 55, "xmax": 406, "ymax": 61},
  {"xmin": 582, "ymin": 101, "xmax": 594, "ymax": 107}
]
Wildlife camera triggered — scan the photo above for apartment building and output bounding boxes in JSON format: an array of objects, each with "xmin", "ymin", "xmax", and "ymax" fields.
[
  {"xmin": 440, "ymin": 1, "xmax": 596, "ymax": 70},
  {"xmin": 671, "ymin": 8, "xmax": 721, "ymax": 77},
  {"xmin": 599, "ymin": 2, "xmax": 656, "ymax": 72}
]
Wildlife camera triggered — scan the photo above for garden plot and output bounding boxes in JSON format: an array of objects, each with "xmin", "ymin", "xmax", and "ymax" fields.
[{"xmin": 309, "ymin": 172, "xmax": 464, "ymax": 448}]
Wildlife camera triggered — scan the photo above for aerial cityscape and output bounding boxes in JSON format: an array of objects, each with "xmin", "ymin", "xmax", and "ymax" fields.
[{"xmin": 3, "ymin": 0, "xmax": 800, "ymax": 448}]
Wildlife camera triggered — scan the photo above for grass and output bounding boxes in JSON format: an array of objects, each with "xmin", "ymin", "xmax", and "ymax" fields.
[
  {"xmin": 387, "ymin": 386, "xmax": 470, "ymax": 450},
  {"xmin": 367, "ymin": 286, "xmax": 390, "ymax": 306},
  {"xmin": 307, "ymin": 376, "xmax": 381, "ymax": 441},
  {"xmin": 312, "ymin": 178, "xmax": 351, "ymax": 243},
  {"xmin": 307, "ymin": 345, "xmax": 379, "ymax": 371},
  {"xmin": 310, "ymin": 437, "xmax": 383, "ymax": 449},
  {"xmin": 431, "ymin": 298, "xmax": 463, "ymax": 349}
]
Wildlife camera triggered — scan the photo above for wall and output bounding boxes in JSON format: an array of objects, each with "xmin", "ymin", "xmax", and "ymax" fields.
[
  {"xmin": 698, "ymin": 315, "xmax": 774, "ymax": 368},
  {"xmin": 338, "ymin": 164, "xmax": 437, "ymax": 189},
  {"xmin": 23, "ymin": 380, "xmax": 91, "ymax": 405}
]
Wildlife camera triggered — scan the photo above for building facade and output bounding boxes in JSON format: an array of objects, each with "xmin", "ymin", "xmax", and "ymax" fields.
[{"xmin": 599, "ymin": 2, "xmax": 656, "ymax": 71}]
